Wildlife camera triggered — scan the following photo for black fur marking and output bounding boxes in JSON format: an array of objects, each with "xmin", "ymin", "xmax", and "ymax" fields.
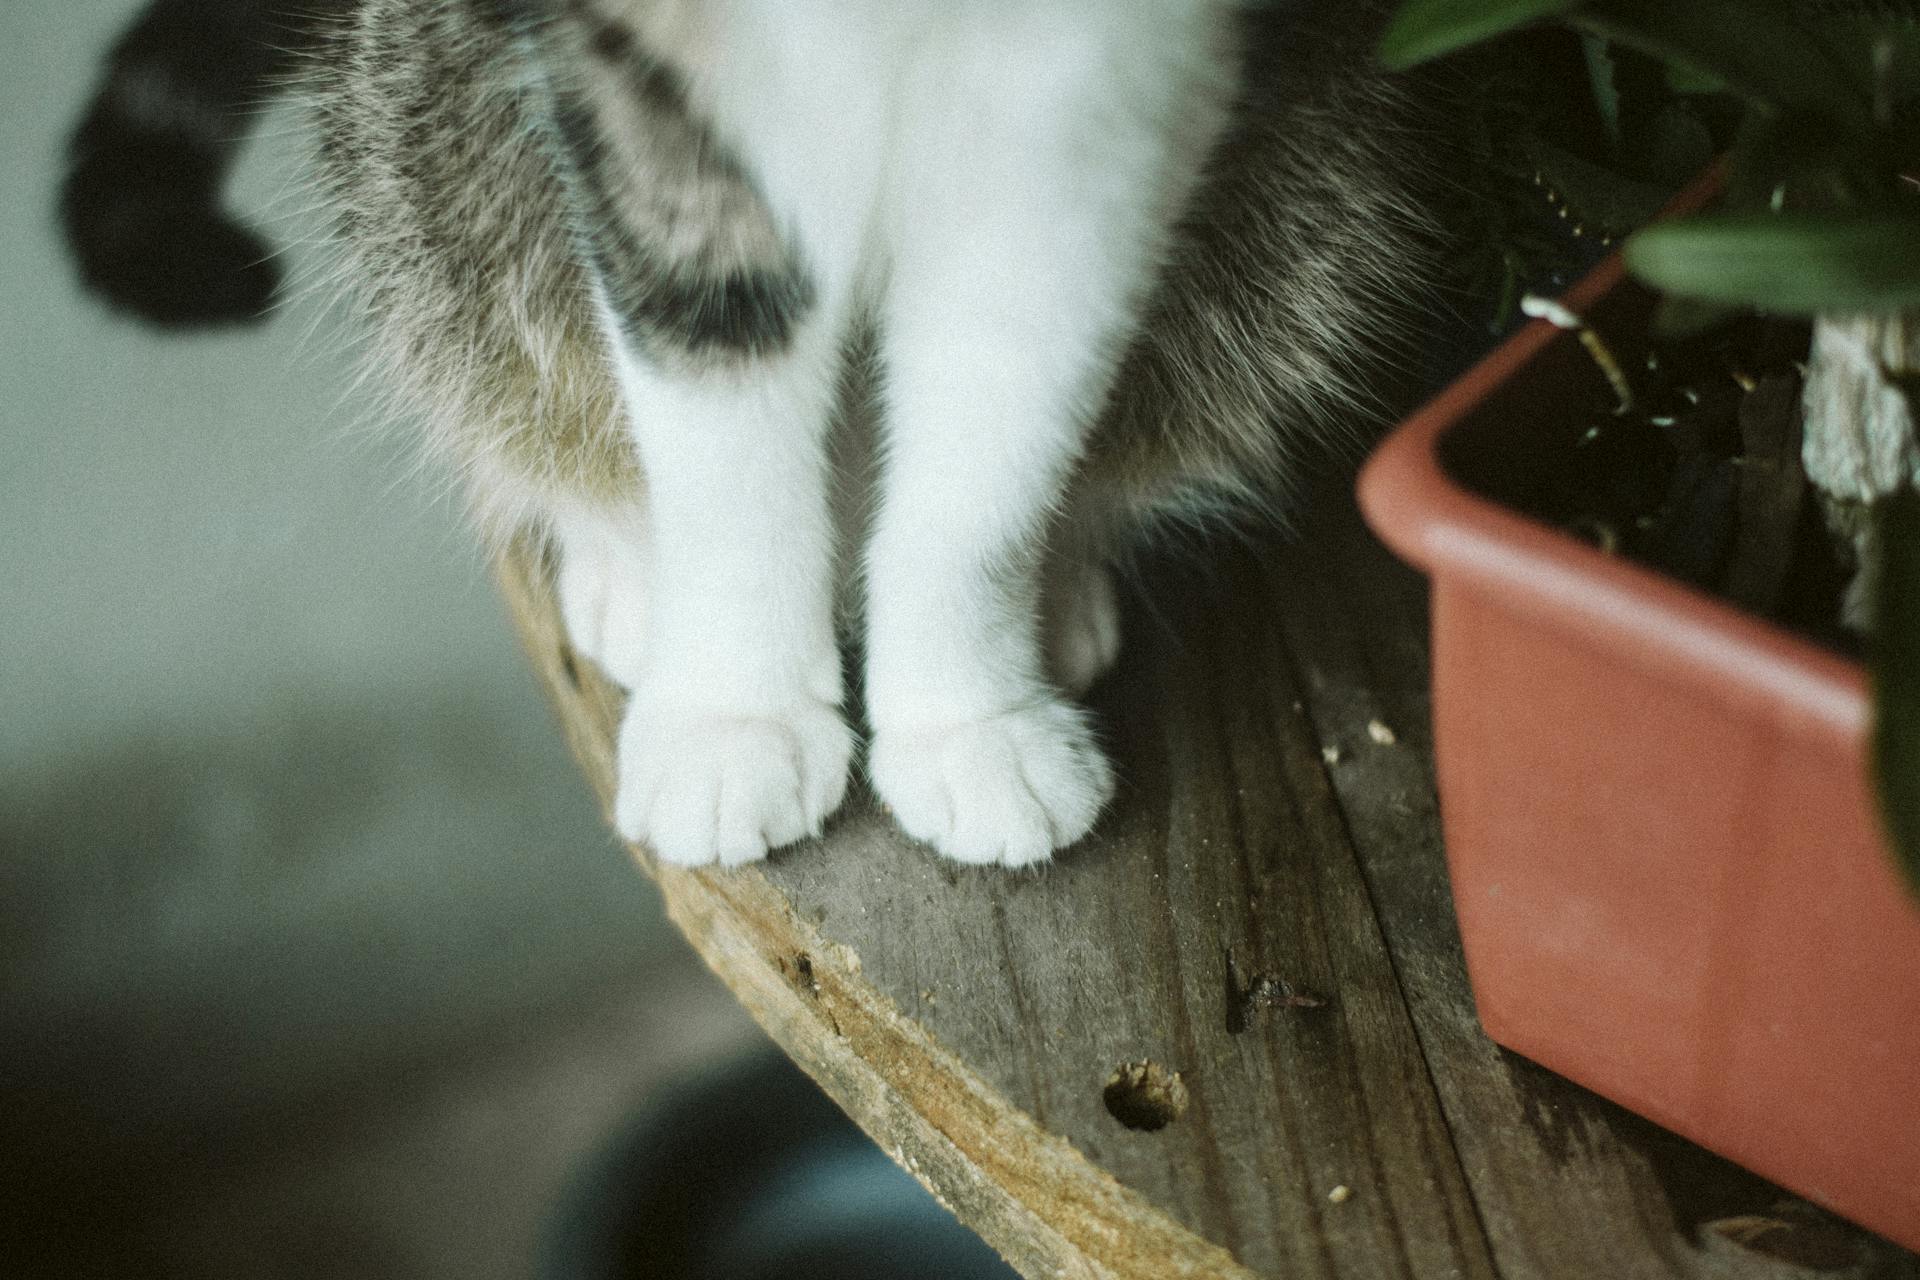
[
  {"xmin": 627, "ymin": 50, "xmax": 695, "ymax": 118},
  {"xmin": 561, "ymin": 131, "xmax": 819, "ymax": 361},
  {"xmin": 58, "ymin": 0, "xmax": 352, "ymax": 327},
  {"xmin": 589, "ymin": 20, "xmax": 635, "ymax": 62},
  {"xmin": 627, "ymin": 266, "xmax": 818, "ymax": 358},
  {"xmin": 541, "ymin": 35, "xmax": 816, "ymax": 362}
]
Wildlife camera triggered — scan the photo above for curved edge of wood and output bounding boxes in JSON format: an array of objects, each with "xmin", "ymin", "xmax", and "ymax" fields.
[{"xmin": 493, "ymin": 543, "xmax": 1256, "ymax": 1280}]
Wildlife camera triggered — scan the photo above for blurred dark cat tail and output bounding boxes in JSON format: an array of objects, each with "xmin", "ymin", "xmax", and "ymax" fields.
[{"xmin": 58, "ymin": 0, "xmax": 353, "ymax": 328}]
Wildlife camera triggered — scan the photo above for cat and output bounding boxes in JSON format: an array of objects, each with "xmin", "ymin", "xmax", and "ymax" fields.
[
  {"xmin": 60, "ymin": 0, "xmax": 356, "ymax": 326},
  {"xmin": 309, "ymin": 0, "xmax": 1446, "ymax": 870}
]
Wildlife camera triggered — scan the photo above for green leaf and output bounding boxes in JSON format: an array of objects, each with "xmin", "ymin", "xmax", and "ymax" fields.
[
  {"xmin": 1873, "ymin": 486, "xmax": 1920, "ymax": 902},
  {"xmin": 1583, "ymin": 34, "xmax": 1623, "ymax": 148},
  {"xmin": 1722, "ymin": 111, "xmax": 1851, "ymax": 209},
  {"xmin": 1623, "ymin": 211, "xmax": 1920, "ymax": 312},
  {"xmin": 1377, "ymin": 0, "xmax": 1582, "ymax": 69},
  {"xmin": 1650, "ymin": 295, "xmax": 1742, "ymax": 338},
  {"xmin": 1644, "ymin": 103, "xmax": 1717, "ymax": 185},
  {"xmin": 1665, "ymin": 60, "xmax": 1726, "ymax": 95},
  {"xmin": 1526, "ymin": 139, "xmax": 1676, "ymax": 234},
  {"xmin": 1572, "ymin": 0, "xmax": 1871, "ymax": 129}
]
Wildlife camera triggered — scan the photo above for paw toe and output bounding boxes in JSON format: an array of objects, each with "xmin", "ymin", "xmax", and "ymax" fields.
[
  {"xmin": 615, "ymin": 703, "xmax": 850, "ymax": 867},
  {"xmin": 872, "ymin": 700, "xmax": 1114, "ymax": 868}
]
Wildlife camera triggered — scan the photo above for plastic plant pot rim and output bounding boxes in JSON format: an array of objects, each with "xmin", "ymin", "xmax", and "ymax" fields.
[{"xmin": 1358, "ymin": 226, "xmax": 1868, "ymax": 749}]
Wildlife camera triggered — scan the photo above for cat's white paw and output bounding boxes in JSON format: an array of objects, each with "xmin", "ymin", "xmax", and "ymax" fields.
[
  {"xmin": 555, "ymin": 530, "xmax": 650, "ymax": 690},
  {"xmin": 1047, "ymin": 559, "xmax": 1122, "ymax": 697},
  {"xmin": 870, "ymin": 700, "xmax": 1115, "ymax": 867},
  {"xmin": 615, "ymin": 698, "xmax": 852, "ymax": 867}
]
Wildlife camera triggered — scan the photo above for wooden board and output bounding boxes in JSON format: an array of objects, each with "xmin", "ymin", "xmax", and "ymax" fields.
[{"xmin": 495, "ymin": 482, "xmax": 1920, "ymax": 1280}]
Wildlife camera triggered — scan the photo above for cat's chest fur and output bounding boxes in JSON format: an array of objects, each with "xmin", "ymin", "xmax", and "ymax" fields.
[
  {"xmin": 549, "ymin": 0, "xmax": 1233, "ymax": 318},
  {"xmin": 315, "ymin": 0, "xmax": 1440, "ymax": 868}
]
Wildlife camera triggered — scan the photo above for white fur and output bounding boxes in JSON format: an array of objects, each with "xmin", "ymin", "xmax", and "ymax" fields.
[
  {"xmin": 557, "ymin": 0, "xmax": 1232, "ymax": 866},
  {"xmin": 552, "ymin": 501, "xmax": 654, "ymax": 690}
]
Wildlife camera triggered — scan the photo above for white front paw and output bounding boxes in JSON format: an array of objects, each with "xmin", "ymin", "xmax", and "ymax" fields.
[
  {"xmin": 615, "ymin": 698, "xmax": 852, "ymax": 867},
  {"xmin": 870, "ymin": 700, "xmax": 1115, "ymax": 867}
]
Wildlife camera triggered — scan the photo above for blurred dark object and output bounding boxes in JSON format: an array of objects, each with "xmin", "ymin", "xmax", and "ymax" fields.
[
  {"xmin": 543, "ymin": 1051, "xmax": 1017, "ymax": 1280},
  {"xmin": 58, "ymin": 0, "xmax": 353, "ymax": 328}
]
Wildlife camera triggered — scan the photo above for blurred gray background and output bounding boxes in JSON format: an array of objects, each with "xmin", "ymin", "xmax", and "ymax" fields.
[{"xmin": 0, "ymin": 1, "xmax": 761, "ymax": 1275}]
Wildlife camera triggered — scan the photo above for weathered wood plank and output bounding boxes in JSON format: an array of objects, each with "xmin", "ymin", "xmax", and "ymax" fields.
[
  {"xmin": 499, "ymin": 550, "xmax": 1253, "ymax": 1280},
  {"xmin": 495, "ymin": 480, "xmax": 1920, "ymax": 1278},
  {"xmin": 1266, "ymin": 483, "xmax": 1920, "ymax": 1280},
  {"xmin": 495, "ymin": 523, "xmax": 1494, "ymax": 1279}
]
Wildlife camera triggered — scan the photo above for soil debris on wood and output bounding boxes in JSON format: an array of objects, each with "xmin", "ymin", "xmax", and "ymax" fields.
[
  {"xmin": 1225, "ymin": 946, "xmax": 1329, "ymax": 1034},
  {"xmin": 1243, "ymin": 976, "xmax": 1327, "ymax": 1014}
]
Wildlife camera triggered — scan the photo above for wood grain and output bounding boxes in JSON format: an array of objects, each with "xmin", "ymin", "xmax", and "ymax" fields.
[{"xmin": 494, "ymin": 482, "xmax": 1920, "ymax": 1279}]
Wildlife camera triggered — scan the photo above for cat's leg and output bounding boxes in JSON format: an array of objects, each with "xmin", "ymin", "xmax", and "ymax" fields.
[
  {"xmin": 862, "ymin": 141, "xmax": 1214, "ymax": 862},
  {"xmin": 1043, "ymin": 547, "xmax": 1123, "ymax": 700},
  {"xmin": 862, "ymin": 23, "xmax": 1228, "ymax": 866},
  {"xmin": 863, "ymin": 306, "xmax": 1120, "ymax": 868},
  {"xmin": 551, "ymin": 502, "xmax": 653, "ymax": 691},
  {"xmin": 603, "ymin": 319, "xmax": 853, "ymax": 869}
]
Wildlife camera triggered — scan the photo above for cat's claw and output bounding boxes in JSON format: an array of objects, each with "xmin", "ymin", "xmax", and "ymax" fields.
[
  {"xmin": 870, "ymin": 700, "xmax": 1115, "ymax": 867},
  {"xmin": 614, "ymin": 699, "xmax": 853, "ymax": 867},
  {"xmin": 1048, "ymin": 559, "xmax": 1122, "ymax": 697}
]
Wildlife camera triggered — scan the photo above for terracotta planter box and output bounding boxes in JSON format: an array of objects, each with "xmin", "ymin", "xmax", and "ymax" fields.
[{"xmin": 1358, "ymin": 249, "xmax": 1920, "ymax": 1251}]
